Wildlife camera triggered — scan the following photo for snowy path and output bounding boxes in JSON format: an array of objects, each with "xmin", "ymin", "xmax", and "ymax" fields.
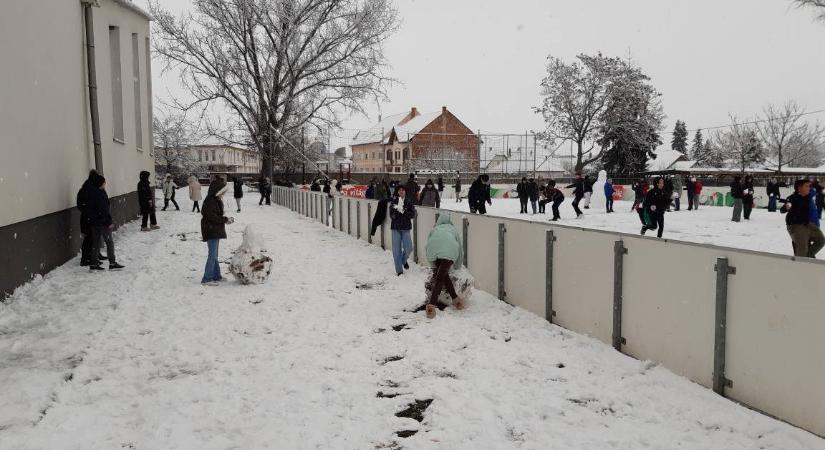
[
  {"xmin": 1, "ymin": 193, "xmax": 822, "ymax": 449},
  {"xmin": 441, "ymin": 198, "xmax": 797, "ymax": 256}
]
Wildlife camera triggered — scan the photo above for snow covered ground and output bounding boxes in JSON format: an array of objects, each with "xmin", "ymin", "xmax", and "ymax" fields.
[
  {"xmin": 1, "ymin": 192, "xmax": 823, "ymax": 449},
  {"xmin": 442, "ymin": 197, "xmax": 798, "ymax": 256}
]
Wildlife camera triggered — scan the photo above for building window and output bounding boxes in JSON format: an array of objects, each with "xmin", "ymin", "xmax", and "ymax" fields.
[
  {"xmin": 212, "ymin": 149, "xmax": 216, "ymax": 161},
  {"xmin": 109, "ymin": 26, "xmax": 124, "ymax": 142},
  {"xmin": 403, "ymin": 148, "xmax": 409, "ymax": 159},
  {"xmin": 386, "ymin": 150, "xmax": 392, "ymax": 161},
  {"xmin": 395, "ymin": 151, "xmax": 400, "ymax": 160},
  {"xmin": 131, "ymin": 34, "xmax": 143, "ymax": 149},
  {"xmin": 198, "ymin": 150, "xmax": 202, "ymax": 161}
]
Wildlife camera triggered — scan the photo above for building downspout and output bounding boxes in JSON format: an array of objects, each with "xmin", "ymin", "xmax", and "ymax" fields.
[{"xmin": 82, "ymin": 0, "xmax": 104, "ymax": 174}]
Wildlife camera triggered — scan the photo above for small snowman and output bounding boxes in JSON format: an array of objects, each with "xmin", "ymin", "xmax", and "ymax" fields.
[
  {"xmin": 424, "ymin": 266, "xmax": 475, "ymax": 306},
  {"xmin": 230, "ymin": 225, "xmax": 273, "ymax": 285}
]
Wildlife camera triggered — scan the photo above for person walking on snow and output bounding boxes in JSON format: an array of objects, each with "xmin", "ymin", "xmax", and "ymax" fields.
[
  {"xmin": 233, "ymin": 176, "xmax": 244, "ymax": 213},
  {"xmin": 419, "ymin": 179, "xmax": 441, "ymax": 208},
  {"xmin": 161, "ymin": 174, "xmax": 180, "ymax": 211},
  {"xmin": 258, "ymin": 177, "xmax": 272, "ymax": 205},
  {"xmin": 766, "ymin": 178, "xmax": 781, "ymax": 212},
  {"xmin": 138, "ymin": 170, "xmax": 159, "ymax": 232},
  {"xmin": 742, "ymin": 175, "xmax": 755, "ymax": 220},
  {"xmin": 423, "ymin": 212, "xmax": 465, "ymax": 319},
  {"xmin": 641, "ymin": 177, "xmax": 668, "ymax": 238},
  {"xmin": 77, "ymin": 169, "xmax": 102, "ymax": 265},
  {"xmin": 201, "ymin": 179, "xmax": 234, "ymax": 285},
  {"xmin": 631, "ymin": 178, "xmax": 645, "ymax": 212},
  {"xmin": 454, "ymin": 176, "xmax": 462, "ymax": 203},
  {"xmin": 671, "ymin": 176, "xmax": 682, "ymax": 211},
  {"xmin": 528, "ymin": 178, "xmax": 540, "ymax": 214},
  {"xmin": 730, "ymin": 176, "xmax": 744, "ymax": 222},
  {"xmin": 693, "ymin": 178, "xmax": 703, "ymax": 210},
  {"xmin": 781, "ymin": 179, "xmax": 825, "ymax": 258},
  {"xmin": 88, "ymin": 175, "xmax": 125, "ymax": 271},
  {"xmin": 583, "ymin": 175, "xmax": 594, "ymax": 209},
  {"xmin": 566, "ymin": 173, "xmax": 585, "ymax": 217},
  {"xmin": 516, "ymin": 177, "xmax": 529, "ymax": 214},
  {"xmin": 686, "ymin": 177, "xmax": 695, "ymax": 211},
  {"xmin": 390, "ymin": 185, "xmax": 416, "ymax": 276},
  {"xmin": 543, "ymin": 180, "xmax": 565, "ymax": 221},
  {"xmin": 437, "ymin": 176, "xmax": 444, "ymax": 193},
  {"xmin": 468, "ymin": 174, "xmax": 492, "ymax": 214},
  {"xmin": 604, "ymin": 178, "xmax": 615, "ymax": 213},
  {"xmin": 404, "ymin": 174, "xmax": 420, "ymax": 203},
  {"xmin": 188, "ymin": 175, "xmax": 202, "ymax": 212}
]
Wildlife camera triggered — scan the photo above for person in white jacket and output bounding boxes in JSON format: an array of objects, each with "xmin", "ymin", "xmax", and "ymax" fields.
[
  {"xmin": 188, "ymin": 175, "xmax": 202, "ymax": 213},
  {"xmin": 162, "ymin": 174, "xmax": 180, "ymax": 211}
]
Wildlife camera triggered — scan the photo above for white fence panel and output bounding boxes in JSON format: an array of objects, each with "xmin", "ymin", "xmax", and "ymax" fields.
[{"xmin": 503, "ymin": 220, "xmax": 548, "ymax": 318}]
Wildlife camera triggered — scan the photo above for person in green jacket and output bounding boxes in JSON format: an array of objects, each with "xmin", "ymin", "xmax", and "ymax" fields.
[{"xmin": 424, "ymin": 212, "xmax": 465, "ymax": 318}]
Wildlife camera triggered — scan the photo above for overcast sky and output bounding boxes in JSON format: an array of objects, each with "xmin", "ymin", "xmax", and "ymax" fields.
[{"xmin": 137, "ymin": 0, "xmax": 825, "ymax": 141}]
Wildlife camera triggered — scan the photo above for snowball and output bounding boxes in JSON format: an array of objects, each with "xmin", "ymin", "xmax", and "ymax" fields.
[
  {"xmin": 229, "ymin": 225, "xmax": 273, "ymax": 285},
  {"xmin": 423, "ymin": 266, "xmax": 474, "ymax": 306}
]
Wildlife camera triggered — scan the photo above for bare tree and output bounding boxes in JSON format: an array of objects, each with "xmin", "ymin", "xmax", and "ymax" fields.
[
  {"xmin": 150, "ymin": 0, "xmax": 399, "ymax": 178},
  {"xmin": 714, "ymin": 115, "xmax": 765, "ymax": 173},
  {"xmin": 153, "ymin": 112, "xmax": 204, "ymax": 179},
  {"xmin": 757, "ymin": 101, "xmax": 824, "ymax": 171},
  {"xmin": 793, "ymin": 0, "xmax": 825, "ymax": 21}
]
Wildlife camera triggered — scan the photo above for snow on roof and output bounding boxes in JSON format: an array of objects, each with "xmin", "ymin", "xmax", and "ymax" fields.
[
  {"xmin": 646, "ymin": 149, "xmax": 687, "ymax": 172},
  {"xmin": 350, "ymin": 111, "xmax": 411, "ymax": 146},
  {"xmin": 393, "ymin": 111, "xmax": 442, "ymax": 142},
  {"xmin": 673, "ymin": 160, "xmax": 697, "ymax": 171}
]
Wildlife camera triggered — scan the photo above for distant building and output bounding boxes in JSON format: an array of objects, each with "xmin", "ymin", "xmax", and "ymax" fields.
[
  {"xmin": 187, "ymin": 144, "xmax": 261, "ymax": 176},
  {"xmin": 0, "ymin": 0, "xmax": 153, "ymax": 298},
  {"xmin": 350, "ymin": 107, "xmax": 479, "ymax": 173}
]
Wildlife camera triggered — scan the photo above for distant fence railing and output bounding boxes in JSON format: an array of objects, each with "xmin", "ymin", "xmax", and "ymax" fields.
[{"xmin": 271, "ymin": 185, "xmax": 825, "ymax": 439}]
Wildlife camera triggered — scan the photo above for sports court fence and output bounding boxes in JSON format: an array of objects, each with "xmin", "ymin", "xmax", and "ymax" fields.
[{"xmin": 271, "ymin": 185, "xmax": 825, "ymax": 439}]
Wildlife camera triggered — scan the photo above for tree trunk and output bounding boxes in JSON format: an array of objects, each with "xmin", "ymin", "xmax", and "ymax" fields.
[{"xmin": 574, "ymin": 140, "xmax": 584, "ymax": 173}]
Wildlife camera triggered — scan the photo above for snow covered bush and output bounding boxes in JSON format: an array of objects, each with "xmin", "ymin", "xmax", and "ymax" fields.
[{"xmin": 230, "ymin": 225, "xmax": 272, "ymax": 285}]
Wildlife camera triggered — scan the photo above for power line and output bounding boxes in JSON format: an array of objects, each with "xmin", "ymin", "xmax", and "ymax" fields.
[{"xmin": 685, "ymin": 108, "xmax": 825, "ymax": 133}]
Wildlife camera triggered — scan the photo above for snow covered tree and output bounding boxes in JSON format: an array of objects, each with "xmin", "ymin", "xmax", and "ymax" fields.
[
  {"xmin": 150, "ymin": 0, "xmax": 399, "ymax": 179},
  {"xmin": 714, "ymin": 116, "xmax": 765, "ymax": 173},
  {"xmin": 536, "ymin": 53, "xmax": 661, "ymax": 173},
  {"xmin": 153, "ymin": 112, "xmax": 204, "ymax": 180},
  {"xmin": 793, "ymin": 0, "xmax": 825, "ymax": 21},
  {"xmin": 690, "ymin": 129, "xmax": 704, "ymax": 160},
  {"xmin": 756, "ymin": 101, "xmax": 824, "ymax": 171},
  {"xmin": 535, "ymin": 53, "xmax": 626, "ymax": 173},
  {"xmin": 670, "ymin": 120, "xmax": 688, "ymax": 153},
  {"xmin": 598, "ymin": 61, "xmax": 665, "ymax": 176}
]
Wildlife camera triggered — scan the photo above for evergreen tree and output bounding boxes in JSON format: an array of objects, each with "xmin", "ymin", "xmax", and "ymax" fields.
[
  {"xmin": 670, "ymin": 120, "xmax": 688, "ymax": 153},
  {"xmin": 690, "ymin": 129, "xmax": 703, "ymax": 160}
]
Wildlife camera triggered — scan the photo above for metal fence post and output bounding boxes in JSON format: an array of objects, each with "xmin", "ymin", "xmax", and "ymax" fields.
[
  {"xmin": 381, "ymin": 221, "xmax": 386, "ymax": 250},
  {"xmin": 612, "ymin": 240, "xmax": 628, "ymax": 351},
  {"xmin": 367, "ymin": 202, "xmax": 373, "ymax": 244},
  {"xmin": 498, "ymin": 223, "xmax": 506, "ymax": 302},
  {"xmin": 339, "ymin": 198, "xmax": 343, "ymax": 232},
  {"xmin": 356, "ymin": 201, "xmax": 361, "ymax": 239},
  {"xmin": 413, "ymin": 218, "xmax": 419, "ymax": 264},
  {"xmin": 713, "ymin": 257, "xmax": 736, "ymax": 395},
  {"xmin": 347, "ymin": 198, "xmax": 352, "ymax": 235},
  {"xmin": 546, "ymin": 230, "xmax": 556, "ymax": 323},
  {"xmin": 462, "ymin": 217, "xmax": 469, "ymax": 269}
]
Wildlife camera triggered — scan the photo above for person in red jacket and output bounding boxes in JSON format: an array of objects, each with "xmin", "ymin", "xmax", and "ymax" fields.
[{"xmin": 693, "ymin": 179, "xmax": 703, "ymax": 210}]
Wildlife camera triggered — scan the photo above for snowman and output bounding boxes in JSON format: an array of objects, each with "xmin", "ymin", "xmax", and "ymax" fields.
[
  {"xmin": 589, "ymin": 169, "xmax": 608, "ymax": 211},
  {"xmin": 230, "ymin": 225, "xmax": 273, "ymax": 285},
  {"xmin": 423, "ymin": 266, "xmax": 475, "ymax": 306}
]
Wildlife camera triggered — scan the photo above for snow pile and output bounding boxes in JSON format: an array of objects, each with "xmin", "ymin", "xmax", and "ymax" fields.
[
  {"xmin": 423, "ymin": 266, "xmax": 474, "ymax": 306},
  {"xmin": 229, "ymin": 224, "xmax": 272, "ymax": 284}
]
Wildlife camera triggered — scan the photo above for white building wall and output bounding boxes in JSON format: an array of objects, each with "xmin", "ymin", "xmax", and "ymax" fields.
[{"xmin": 0, "ymin": 0, "xmax": 152, "ymax": 228}]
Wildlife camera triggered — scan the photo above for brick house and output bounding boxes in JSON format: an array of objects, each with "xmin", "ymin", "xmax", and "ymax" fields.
[{"xmin": 351, "ymin": 107, "xmax": 479, "ymax": 173}]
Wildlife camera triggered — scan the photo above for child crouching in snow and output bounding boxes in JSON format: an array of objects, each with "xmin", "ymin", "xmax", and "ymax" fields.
[
  {"xmin": 201, "ymin": 179, "xmax": 234, "ymax": 285},
  {"xmin": 423, "ymin": 212, "xmax": 465, "ymax": 319}
]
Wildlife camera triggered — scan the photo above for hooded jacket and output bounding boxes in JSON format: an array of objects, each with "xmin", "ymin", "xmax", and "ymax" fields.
[
  {"xmin": 77, "ymin": 172, "xmax": 98, "ymax": 229},
  {"xmin": 87, "ymin": 175, "xmax": 113, "ymax": 227},
  {"xmin": 188, "ymin": 176, "xmax": 202, "ymax": 202},
  {"xmin": 468, "ymin": 176, "xmax": 491, "ymax": 205},
  {"xmin": 233, "ymin": 178, "xmax": 244, "ymax": 198},
  {"xmin": 201, "ymin": 181, "xmax": 230, "ymax": 241},
  {"xmin": 425, "ymin": 213, "xmax": 463, "ymax": 267},
  {"xmin": 137, "ymin": 171, "xmax": 155, "ymax": 214},
  {"xmin": 419, "ymin": 185, "xmax": 441, "ymax": 208},
  {"xmin": 389, "ymin": 195, "xmax": 416, "ymax": 230}
]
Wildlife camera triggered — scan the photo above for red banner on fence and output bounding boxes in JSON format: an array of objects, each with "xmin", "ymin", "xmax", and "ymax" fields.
[{"xmin": 342, "ymin": 185, "xmax": 368, "ymax": 198}]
